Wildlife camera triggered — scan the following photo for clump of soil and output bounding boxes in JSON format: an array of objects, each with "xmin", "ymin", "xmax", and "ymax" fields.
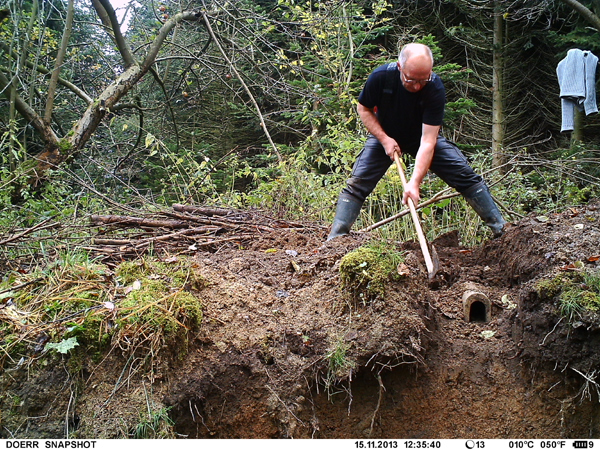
[{"xmin": 2, "ymin": 202, "xmax": 600, "ymax": 439}]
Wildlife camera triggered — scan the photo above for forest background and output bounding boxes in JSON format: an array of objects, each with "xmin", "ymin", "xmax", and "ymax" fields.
[{"xmin": 3, "ymin": 0, "xmax": 600, "ymax": 260}]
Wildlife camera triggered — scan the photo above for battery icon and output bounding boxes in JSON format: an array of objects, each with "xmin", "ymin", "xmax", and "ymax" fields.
[{"xmin": 574, "ymin": 442, "xmax": 588, "ymax": 449}]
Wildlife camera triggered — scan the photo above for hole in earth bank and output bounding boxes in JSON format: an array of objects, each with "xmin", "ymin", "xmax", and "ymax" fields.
[
  {"xmin": 462, "ymin": 290, "xmax": 491, "ymax": 323},
  {"xmin": 469, "ymin": 301, "xmax": 488, "ymax": 323}
]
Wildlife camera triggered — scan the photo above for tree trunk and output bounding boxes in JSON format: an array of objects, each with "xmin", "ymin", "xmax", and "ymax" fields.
[
  {"xmin": 44, "ymin": 0, "xmax": 74, "ymax": 123},
  {"xmin": 491, "ymin": 3, "xmax": 505, "ymax": 169}
]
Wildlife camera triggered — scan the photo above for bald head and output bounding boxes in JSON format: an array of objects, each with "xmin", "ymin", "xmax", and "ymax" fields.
[{"xmin": 398, "ymin": 43, "xmax": 434, "ymax": 71}]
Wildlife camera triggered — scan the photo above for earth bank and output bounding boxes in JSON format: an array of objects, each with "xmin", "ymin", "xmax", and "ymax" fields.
[{"xmin": 1, "ymin": 202, "xmax": 600, "ymax": 438}]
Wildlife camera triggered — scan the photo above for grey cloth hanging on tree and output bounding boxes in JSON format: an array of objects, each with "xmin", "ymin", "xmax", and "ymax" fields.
[{"xmin": 556, "ymin": 48, "xmax": 598, "ymax": 132}]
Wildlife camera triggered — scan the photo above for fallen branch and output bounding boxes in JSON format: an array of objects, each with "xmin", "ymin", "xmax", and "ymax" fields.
[
  {"xmin": 133, "ymin": 226, "xmax": 220, "ymax": 249},
  {"xmin": 359, "ymin": 191, "xmax": 460, "ymax": 233},
  {"xmin": 172, "ymin": 204, "xmax": 234, "ymax": 217},
  {"xmin": 90, "ymin": 215, "xmax": 191, "ymax": 229},
  {"xmin": 84, "ymin": 204, "xmax": 322, "ymax": 262},
  {"xmin": 0, "ymin": 217, "xmax": 59, "ymax": 245},
  {"xmin": 0, "ymin": 278, "xmax": 45, "ymax": 296}
]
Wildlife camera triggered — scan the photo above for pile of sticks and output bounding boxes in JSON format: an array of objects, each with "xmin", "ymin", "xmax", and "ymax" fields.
[{"xmin": 84, "ymin": 204, "xmax": 322, "ymax": 260}]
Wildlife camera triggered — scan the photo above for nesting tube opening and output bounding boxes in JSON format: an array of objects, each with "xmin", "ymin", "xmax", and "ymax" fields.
[{"xmin": 462, "ymin": 290, "xmax": 491, "ymax": 323}]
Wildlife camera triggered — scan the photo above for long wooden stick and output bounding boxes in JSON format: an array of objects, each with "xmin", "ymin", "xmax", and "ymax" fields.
[{"xmin": 394, "ymin": 154, "xmax": 435, "ymax": 279}]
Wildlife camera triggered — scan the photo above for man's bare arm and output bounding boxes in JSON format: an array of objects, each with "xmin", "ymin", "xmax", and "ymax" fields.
[
  {"xmin": 357, "ymin": 103, "xmax": 400, "ymax": 159},
  {"xmin": 403, "ymin": 123, "xmax": 439, "ymax": 205}
]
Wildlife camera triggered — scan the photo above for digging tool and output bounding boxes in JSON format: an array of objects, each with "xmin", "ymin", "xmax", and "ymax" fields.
[{"xmin": 393, "ymin": 153, "xmax": 439, "ymax": 280}]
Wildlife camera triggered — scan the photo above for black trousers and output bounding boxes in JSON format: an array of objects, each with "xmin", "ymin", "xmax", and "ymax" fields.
[{"xmin": 341, "ymin": 135, "xmax": 483, "ymax": 203}]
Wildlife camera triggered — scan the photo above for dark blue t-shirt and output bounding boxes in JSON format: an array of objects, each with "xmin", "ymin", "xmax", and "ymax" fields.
[{"xmin": 357, "ymin": 63, "xmax": 446, "ymax": 155}]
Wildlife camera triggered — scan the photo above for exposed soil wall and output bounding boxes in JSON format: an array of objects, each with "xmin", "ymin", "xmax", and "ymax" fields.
[{"xmin": 2, "ymin": 202, "xmax": 600, "ymax": 439}]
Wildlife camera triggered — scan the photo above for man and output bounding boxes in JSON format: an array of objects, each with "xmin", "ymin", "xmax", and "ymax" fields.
[{"xmin": 327, "ymin": 43, "xmax": 506, "ymax": 240}]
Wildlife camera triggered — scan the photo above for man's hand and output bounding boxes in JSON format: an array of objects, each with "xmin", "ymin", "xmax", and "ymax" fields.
[
  {"xmin": 402, "ymin": 178, "xmax": 421, "ymax": 206},
  {"xmin": 356, "ymin": 104, "xmax": 401, "ymax": 160},
  {"xmin": 381, "ymin": 136, "xmax": 401, "ymax": 160}
]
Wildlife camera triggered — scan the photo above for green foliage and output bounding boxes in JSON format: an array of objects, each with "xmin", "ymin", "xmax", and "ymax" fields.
[
  {"xmin": 444, "ymin": 98, "xmax": 476, "ymax": 123},
  {"xmin": 491, "ymin": 145, "xmax": 600, "ymax": 215},
  {"xmin": 339, "ymin": 239, "xmax": 405, "ymax": 303},
  {"xmin": 241, "ymin": 148, "xmax": 345, "ymax": 221},
  {"xmin": 547, "ymin": 25, "xmax": 600, "ymax": 56},
  {"xmin": 273, "ymin": 0, "xmax": 392, "ymax": 154},
  {"xmin": 45, "ymin": 337, "xmax": 79, "ymax": 354}
]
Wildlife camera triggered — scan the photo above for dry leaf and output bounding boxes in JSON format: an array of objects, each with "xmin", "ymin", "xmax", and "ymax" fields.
[
  {"xmin": 397, "ymin": 263, "xmax": 410, "ymax": 276},
  {"xmin": 164, "ymin": 256, "xmax": 178, "ymax": 263},
  {"xmin": 132, "ymin": 280, "xmax": 142, "ymax": 290},
  {"xmin": 588, "ymin": 255, "xmax": 600, "ymax": 262},
  {"xmin": 560, "ymin": 261, "xmax": 585, "ymax": 271},
  {"xmin": 291, "ymin": 260, "xmax": 301, "ymax": 272}
]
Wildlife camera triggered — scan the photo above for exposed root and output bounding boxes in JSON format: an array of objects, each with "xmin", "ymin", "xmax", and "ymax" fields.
[{"xmin": 368, "ymin": 373, "xmax": 385, "ymax": 437}]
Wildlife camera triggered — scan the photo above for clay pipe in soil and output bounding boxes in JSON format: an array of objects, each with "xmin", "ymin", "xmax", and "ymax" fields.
[{"xmin": 393, "ymin": 153, "xmax": 439, "ymax": 280}]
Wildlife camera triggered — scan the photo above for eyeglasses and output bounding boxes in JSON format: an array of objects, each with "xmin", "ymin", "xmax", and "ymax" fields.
[{"xmin": 401, "ymin": 71, "xmax": 432, "ymax": 85}]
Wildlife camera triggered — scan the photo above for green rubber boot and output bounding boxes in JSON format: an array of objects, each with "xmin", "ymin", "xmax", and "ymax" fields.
[
  {"xmin": 463, "ymin": 181, "xmax": 507, "ymax": 238},
  {"xmin": 327, "ymin": 195, "xmax": 363, "ymax": 241}
]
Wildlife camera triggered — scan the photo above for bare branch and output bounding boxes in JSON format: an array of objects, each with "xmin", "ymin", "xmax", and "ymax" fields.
[
  {"xmin": 93, "ymin": 0, "xmax": 136, "ymax": 67},
  {"xmin": 200, "ymin": 8, "xmax": 282, "ymax": 163},
  {"xmin": 44, "ymin": 0, "xmax": 75, "ymax": 123},
  {"xmin": 0, "ymin": 46, "xmax": 92, "ymax": 103},
  {"xmin": 0, "ymin": 70, "xmax": 59, "ymax": 146},
  {"xmin": 559, "ymin": 0, "xmax": 600, "ymax": 31}
]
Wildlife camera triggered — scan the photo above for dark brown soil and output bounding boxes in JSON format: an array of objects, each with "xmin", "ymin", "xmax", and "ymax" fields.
[{"xmin": 2, "ymin": 201, "xmax": 600, "ymax": 439}]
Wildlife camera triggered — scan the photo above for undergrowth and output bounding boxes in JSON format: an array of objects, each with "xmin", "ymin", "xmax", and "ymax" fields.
[
  {"xmin": 323, "ymin": 335, "xmax": 356, "ymax": 398},
  {"xmin": 132, "ymin": 406, "xmax": 175, "ymax": 439}
]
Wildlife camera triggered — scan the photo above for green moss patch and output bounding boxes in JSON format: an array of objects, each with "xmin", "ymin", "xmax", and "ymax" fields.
[
  {"xmin": 339, "ymin": 240, "xmax": 405, "ymax": 303},
  {"xmin": 0, "ymin": 253, "xmax": 206, "ymax": 369},
  {"xmin": 113, "ymin": 257, "xmax": 205, "ymax": 357},
  {"xmin": 536, "ymin": 267, "xmax": 600, "ymax": 321}
]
